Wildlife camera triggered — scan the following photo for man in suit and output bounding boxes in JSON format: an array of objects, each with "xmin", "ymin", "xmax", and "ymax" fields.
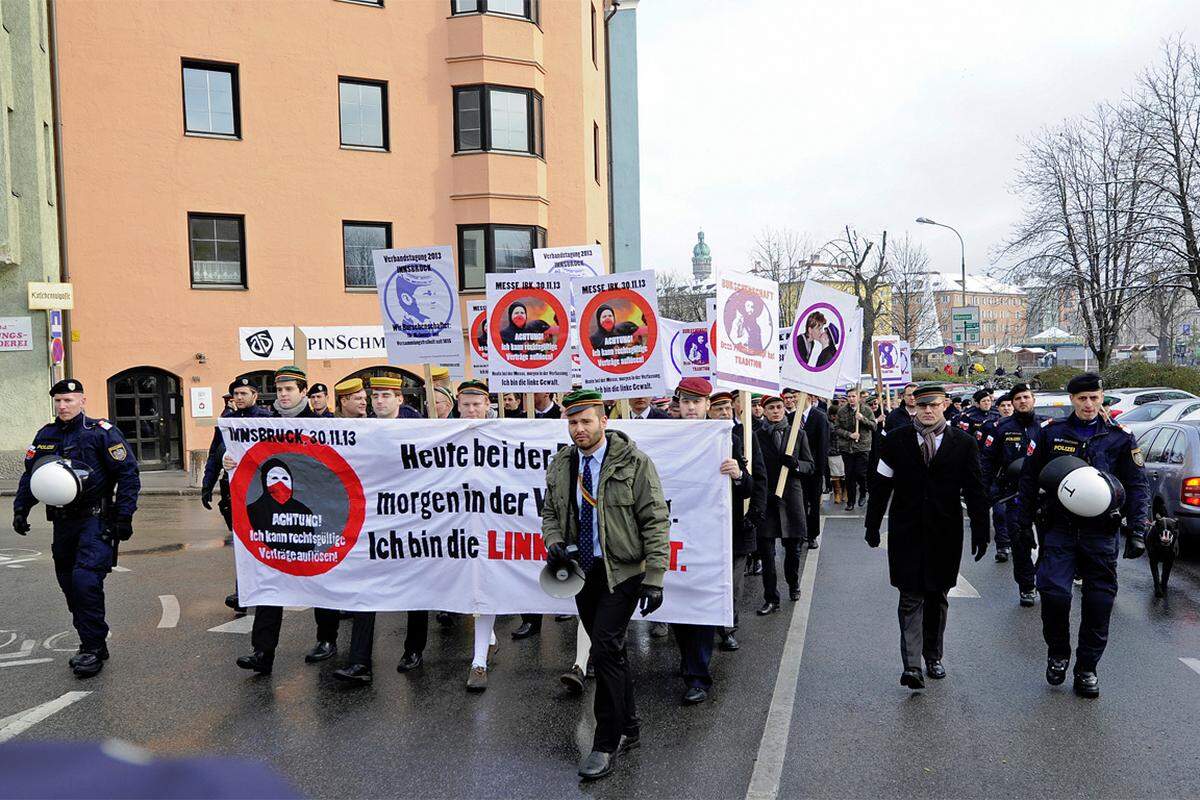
[
  {"xmin": 531, "ymin": 392, "xmax": 561, "ymax": 419},
  {"xmin": 885, "ymin": 383, "xmax": 918, "ymax": 431},
  {"xmin": 864, "ymin": 384, "xmax": 990, "ymax": 690},
  {"xmin": 628, "ymin": 396, "xmax": 668, "ymax": 420}
]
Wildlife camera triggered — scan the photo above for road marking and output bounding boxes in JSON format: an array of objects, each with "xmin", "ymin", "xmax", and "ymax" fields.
[
  {"xmin": 0, "ymin": 639, "xmax": 36, "ymax": 660},
  {"xmin": 1180, "ymin": 658, "xmax": 1200, "ymax": 676},
  {"xmin": 157, "ymin": 595, "xmax": 180, "ymax": 629},
  {"xmin": 208, "ymin": 616, "xmax": 254, "ymax": 634},
  {"xmin": 745, "ymin": 519, "xmax": 822, "ymax": 800},
  {"xmin": 112, "ymin": 566, "xmax": 131, "ymax": 573},
  {"xmin": 949, "ymin": 573, "xmax": 980, "ymax": 598},
  {"xmin": 0, "ymin": 692, "xmax": 91, "ymax": 743},
  {"xmin": 0, "ymin": 658, "xmax": 54, "ymax": 668}
]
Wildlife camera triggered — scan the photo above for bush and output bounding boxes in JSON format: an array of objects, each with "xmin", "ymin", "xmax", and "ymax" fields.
[
  {"xmin": 912, "ymin": 369, "xmax": 948, "ymax": 382},
  {"xmin": 1033, "ymin": 365, "xmax": 1083, "ymax": 391},
  {"xmin": 1101, "ymin": 361, "xmax": 1200, "ymax": 394}
]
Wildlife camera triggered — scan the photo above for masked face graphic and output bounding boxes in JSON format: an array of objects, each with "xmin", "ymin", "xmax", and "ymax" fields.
[
  {"xmin": 599, "ymin": 308, "xmax": 615, "ymax": 332},
  {"xmin": 510, "ymin": 304, "xmax": 527, "ymax": 329},
  {"xmin": 266, "ymin": 466, "xmax": 293, "ymax": 504}
]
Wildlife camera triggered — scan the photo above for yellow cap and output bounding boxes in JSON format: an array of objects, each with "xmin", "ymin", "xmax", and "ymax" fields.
[
  {"xmin": 334, "ymin": 378, "xmax": 364, "ymax": 397},
  {"xmin": 431, "ymin": 365, "xmax": 450, "ymax": 380},
  {"xmin": 370, "ymin": 376, "xmax": 404, "ymax": 390}
]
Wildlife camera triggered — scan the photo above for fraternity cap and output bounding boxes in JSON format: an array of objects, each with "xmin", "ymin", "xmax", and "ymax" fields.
[
  {"xmin": 49, "ymin": 379, "xmax": 83, "ymax": 396},
  {"xmin": 1010, "ymin": 382, "xmax": 1032, "ymax": 396},
  {"xmin": 430, "ymin": 365, "xmax": 450, "ymax": 381},
  {"xmin": 369, "ymin": 376, "xmax": 404, "ymax": 391},
  {"xmin": 676, "ymin": 377, "xmax": 713, "ymax": 399},
  {"xmin": 228, "ymin": 376, "xmax": 257, "ymax": 394},
  {"xmin": 563, "ymin": 389, "xmax": 604, "ymax": 416},
  {"xmin": 435, "ymin": 386, "xmax": 455, "ymax": 404},
  {"xmin": 761, "ymin": 395, "xmax": 785, "ymax": 407},
  {"xmin": 309, "ymin": 383, "xmax": 329, "ymax": 396},
  {"xmin": 710, "ymin": 390, "xmax": 734, "ymax": 406},
  {"xmin": 750, "ymin": 394, "xmax": 764, "ymax": 406},
  {"xmin": 334, "ymin": 378, "xmax": 364, "ymax": 397},
  {"xmin": 1066, "ymin": 372, "xmax": 1102, "ymax": 395},
  {"xmin": 456, "ymin": 379, "xmax": 489, "ymax": 397},
  {"xmin": 274, "ymin": 366, "xmax": 307, "ymax": 384},
  {"xmin": 781, "ymin": 387, "xmax": 799, "ymax": 396},
  {"xmin": 914, "ymin": 385, "xmax": 948, "ymax": 406},
  {"xmin": 222, "ymin": 393, "xmax": 233, "ymax": 400},
  {"xmin": 972, "ymin": 388, "xmax": 992, "ymax": 403}
]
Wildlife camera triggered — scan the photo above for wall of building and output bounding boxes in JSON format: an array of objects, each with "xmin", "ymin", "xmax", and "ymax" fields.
[
  {"xmin": 934, "ymin": 290, "xmax": 1025, "ymax": 348},
  {"xmin": 0, "ymin": 0, "xmax": 58, "ymax": 478}
]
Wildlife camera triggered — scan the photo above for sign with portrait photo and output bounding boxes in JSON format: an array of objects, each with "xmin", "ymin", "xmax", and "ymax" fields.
[
  {"xmin": 661, "ymin": 318, "xmax": 710, "ymax": 391},
  {"xmin": 782, "ymin": 280, "xmax": 860, "ymax": 398},
  {"xmin": 373, "ymin": 246, "xmax": 464, "ymax": 365},
  {"xmin": 485, "ymin": 273, "xmax": 573, "ymax": 392},
  {"xmin": 713, "ymin": 270, "xmax": 779, "ymax": 393},
  {"xmin": 571, "ymin": 269, "xmax": 666, "ymax": 399}
]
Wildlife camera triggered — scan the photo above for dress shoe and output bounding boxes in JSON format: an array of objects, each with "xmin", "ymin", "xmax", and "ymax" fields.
[
  {"xmin": 618, "ymin": 731, "xmax": 640, "ymax": 753},
  {"xmin": 1019, "ymin": 590, "xmax": 1037, "ymax": 607},
  {"xmin": 858, "ymin": 496, "xmax": 867, "ymax": 507},
  {"xmin": 925, "ymin": 660, "xmax": 946, "ymax": 680},
  {"xmin": 333, "ymin": 663, "xmax": 373, "ymax": 684},
  {"xmin": 578, "ymin": 750, "xmax": 616, "ymax": 781},
  {"xmin": 994, "ymin": 548, "xmax": 1010, "ymax": 563},
  {"xmin": 757, "ymin": 601, "xmax": 779, "ymax": 616},
  {"xmin": 1073, "ymin": 670, "xmax": 1100, "ymax": 698},
  {"xmin": 807, "ymin": 538, "xmax": 819, "ymax": 550},
  {"xmin": 512, "ymin": 622, "xmax": 538, "ymax": 640},
  {"xmin": 69, "ymin": 645, "xmax": 109, "ymax": 669},
  {"xmin": 224, "ymin": 593, "xmax": 246, "ymax": 614},
  {"xmin": 749, "ymin": 560, "xmax": 763, "ymax": 576},
  {"xmin": 466, "ymin": 666, "xmax": 488, "ymax": 692},
  {"xmin": 649, "ymin": 621, "xmax": 669, "ymax": 638},
  {"xmin": 719, "ymin": 633, "xmax": 740, "ymax": 652},
  {"xmin": 436, "ymin": 611, "xmax": 454, "ymax": 626},
  {"xmin": 236, "ymin": 651, "xmax": 274, "ymax": 674},
  {"xmin": 682, "ymin": 686, "xmax": 708, "ymax": 705},
  {"xmin": 789, "ymin": 588, "xmax": 801, "ymax": 602},
  {"xmin": 396, "ymin": 652, "xmax": 423, "ymax": 673},
  {"xmin": 1046, "ymin": 656, "xmax": 1069, "ymax": 686},
  {"xmin": 555, "ymin": 613, "xmax": 575, "ymax": 621},
  {"xmin": 561, "ymin": 665, "xmax": 585, "ymax": 694},
  {"xmin": 845, "ymin": 504, "xmax": 855, "ymax": 512},
  {"xmin": 304, "ymin": 641, "xmax": 337, "ymax": 663},
  {"xmin": 900, "ymin": 668, "xmax": 925, "ymax": 690},
  {"xmin": 71, "ymin": 650, "xmax": 106, "ymax": 678}
]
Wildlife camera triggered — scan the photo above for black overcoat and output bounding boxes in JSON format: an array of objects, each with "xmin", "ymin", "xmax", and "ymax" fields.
[{"xmin": 757, "ymin": 422, "xmax": 815, "ymax": 540}]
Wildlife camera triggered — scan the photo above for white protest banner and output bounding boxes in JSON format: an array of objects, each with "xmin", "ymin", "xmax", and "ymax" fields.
[
  {"xmin": 872, "ymin": 335, "xmax": 903, "ymax": 385},
  {"xmin": 661, "ymin": 318, "xmax": 710, "ymax": 391},
  {"xmin": 467, "ymin": 300, "xmax": 488, "ymax": 380},
  {"xmin": 373, "ymin": 246, "xmax": 464, "ymax": 364},
  {"xmin": 533, "ymin": 245, "xmax": 604, "ymax": 283},
  {"xmin": 713, "ymin": 269, "xmax": 780, "ymax": 393},
  {"xmin": 782, "ymin": 281, "xmax": 859, "ymax": 398},
  {"xmin": 838, "ymin": 306, "xmax": 865, "ymax": 389},
  {"xmin": 898, "ymin": 340, "xmax": 913, "ymax": 383},
  {"xmin": 572, "ymin": 269, "xmax": 667, "ymax": 399},
  {"xmin": 220, "ymin": 418, "xmax": 733, "ymax": 625},
  {"xmin": 485, "ymin": 272, "xmax": 573, "ymax": 392}
]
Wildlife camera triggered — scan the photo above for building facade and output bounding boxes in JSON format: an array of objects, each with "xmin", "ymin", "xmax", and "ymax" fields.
[
  {"xmin": 929, "ymin": 273, "xmax": 1025, "ymax": 350},
  {"xmin": 0, "ymin": 0, "xmax": 59, "ymax": 478},
  {"xmin": 53, "ymin": 0, "xmax": 618, "ymax": 472}
]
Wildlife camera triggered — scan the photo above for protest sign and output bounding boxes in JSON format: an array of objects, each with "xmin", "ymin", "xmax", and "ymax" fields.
[
  {"xmin": 661, "ymin": 318, "xmax": 710, "ymax": 390},
  {"xmin": 838, "ymin": 305, "xmax": 865, "ymax": 389},
  {"xmin": 898, "ymin": 340, "xmax": 913, "ymax": 383},
  {"xmin": 485, "ymin": 273, "xmax": 574, "ymax": 392},
  {"xmin": 467, "ymin": 300, "xmax": 488, "ymax": 380},
  {"xmin": 781, "ymin": 280, "xmax": 860, "ymax": 399},
  {"xmin": 713, "ymin": 270, "xmax": 780, "ymax": 392},
  {"xmin": 872, "ymin": 335, "xmax": 902, "ymax": 383},
  {"xmin": 373, "ymin": 246, "xmax": 464, "ymax": 365},
  {"xmin": 572, "ymin": 270, "xmax": 667, "ymax": 399},
  {"xmin": 706, "ymin": 298, "xmax": 718, "ymax": 359},
  {"xmin": 220, "ymin": 417, "xmax": 733, "ymax": 625},
  {"xmin": 534, "ymin": 245, "xmax": 604, "ymax": 385}
]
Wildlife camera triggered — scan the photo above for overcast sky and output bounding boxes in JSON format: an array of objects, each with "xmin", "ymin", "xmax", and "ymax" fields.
[{"xmin": 635, "ymin": 0, "xmax": 1197, "ymax": 281}]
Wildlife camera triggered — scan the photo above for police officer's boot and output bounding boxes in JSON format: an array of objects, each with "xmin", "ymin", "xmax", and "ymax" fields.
[
  {"xmin": 68, "ymin": 644, "xmax": 109, "ymax": 670},
  {"xmin": 72, "ymin": 647, "xmax": 108, "ymax": 679},
  {"xmin": 236, "ymin": 651, "xmax": 274, "ymax": 675},
  {"xmin": 1073, "ymin": 670, "xmax": 1100, "ymax": 698},
  {"xmin": 1046, "ymin": 656, "xmax": 1069, "ymax": 686}
]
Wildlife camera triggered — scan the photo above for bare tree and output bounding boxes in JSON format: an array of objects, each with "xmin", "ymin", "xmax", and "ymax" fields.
[
  {"xmin": 1131, "ymin": 262, "xmax": 1192, "ymax": 364},
  {"xmin": 1003, "ymin": 103, "xmax": 1156, "ymax": 369},
  {"xmin": 655, "ymin": 270, "xmax": 708, "ymax": 322},
  {"xmin": 821, "ymin": 227, "xmax": 890, "ymax": 367},
  {"xmin": 748, "ymin": 227, "xmax": 814, "ymax": 324},
  {"xmin": 885, "ymin": 235, "xmax": 942, "ymax": 349}
]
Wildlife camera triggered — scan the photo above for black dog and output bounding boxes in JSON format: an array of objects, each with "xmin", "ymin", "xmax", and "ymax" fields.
[{"xmin": 1147, "ymin": 517, "xmax": 1180, "ymax": 599}]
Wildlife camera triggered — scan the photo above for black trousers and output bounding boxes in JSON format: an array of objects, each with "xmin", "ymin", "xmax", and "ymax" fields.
[
  {"xmin": 897, "ymin": 589, "xmax": 948, "ymax": 670},
  {"xmin": 674, "ymin": 625, "xmax": 714, "ymax": 690},
  {"xmin": 759, "ymin": 537, "xmax": 802, "ymax": 604},
  {"xmin": 843, "ymin": 453, "xmax": 869, "ymax": 505},
  {"xmin": 800, "ymin": 475, "xmax": 822, "ymax": 541},
  {"xmin": 348, "ymin": 612, "xmax": 375, "ymax": 666},
  {"xmin": 404, "ymin": 611, "xmax": 428, "ymax": 657},
  {"xmin": 576, "ymin": 567, "xmax": 642, "ymax": 754},
  {"xmin": 251, "ymin": 606, "xmax": 340, "ymax": 655},
  {"xmin": 519, "ymin": 613, "xmax": 543, "ymax": 632}
]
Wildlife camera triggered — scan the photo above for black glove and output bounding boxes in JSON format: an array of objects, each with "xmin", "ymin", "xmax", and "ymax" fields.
[
  {"xmin": 780, "ymin": 454, "xmax": 799, "ymax": 471},
  {"xmin": 12, "ymin": 512, "xmax": 29, "ymax": 536},
  {"xmin": 103, "ymin": 516, "xmax": 134, "ymax": 545},
  {"xmin": 201, "ymin": 486, "xmax": 214, "ymax": 510},
  {"xmin": 1123, "ymin": 531, "xmax": 1146, "ymax": 560},
  {"xmin": 971, "ymin": 529, "xmax": 989, "ymax": 562},
  {"xmin": 546, "ymin": 541, "xmax": 569, "ymax": 568},
  {"xmin": 865, "ymin": 527, "xmax": 880, "ymax": 548},
  {"xmin": 638, "ymin": 585, "xmax": 664, "ymax": 617}
]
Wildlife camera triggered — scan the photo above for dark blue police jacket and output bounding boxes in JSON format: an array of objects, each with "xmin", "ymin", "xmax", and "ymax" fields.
[
  {"xmin": 202, "ymin": 404, "xmax": 271, "ymax": 492},
  {"xmin": 1015, "ymin": 413, "xmax": 1149, "ymax": 533},
  {"xmin": 981, "ymin": 412, "xmax": 1046, "ymax": 497},
  {"xmin": 14, "ymin": 413, "xmax": 140, "ymax": 521}
]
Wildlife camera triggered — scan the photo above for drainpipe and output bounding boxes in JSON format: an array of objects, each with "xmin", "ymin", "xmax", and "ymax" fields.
[
  {"xmin": 603, "ymin": 0, "xmax": 618, "ymax": 274},
  {"xmin": 47, "ymin": 0, "xmax": 71, "ymax": 379}
]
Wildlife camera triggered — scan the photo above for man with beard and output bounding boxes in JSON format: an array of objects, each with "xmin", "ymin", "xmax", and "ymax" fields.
[{"xmin": 756, "ymin": 395, "xmax": 815, "ymax": 614}]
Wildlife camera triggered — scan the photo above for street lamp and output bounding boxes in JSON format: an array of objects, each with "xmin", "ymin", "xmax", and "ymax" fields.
[{"xmin": 917, "ymin": 216, "xmax": 968, "ymax": 372}]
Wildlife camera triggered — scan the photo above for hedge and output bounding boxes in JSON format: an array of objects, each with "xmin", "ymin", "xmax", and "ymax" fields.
[{"xmin": 1100, "ymin": 361, "xmax": 1200, "ymax": 394}]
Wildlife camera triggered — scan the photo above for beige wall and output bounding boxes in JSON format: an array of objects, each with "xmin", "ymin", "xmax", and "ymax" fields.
[{"xmin": 54, "ymin": 0, "xmax": 609, "ymax": 468}]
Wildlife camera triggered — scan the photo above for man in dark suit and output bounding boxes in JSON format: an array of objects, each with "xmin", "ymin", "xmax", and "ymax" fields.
[
  {"xmin": 628, "ymin": 396, "xmax": 668, "ymax": 419},
  {"xmin": 796, "ymin": 396, "xmax": 829, "ymax": 549},
  {"xmin": 864, "ymin": 384, "xmax": 990, "ymax": 690},
  {"xmin": 531, "ymin": 392, "xmax": 562, "ymax": 419},
  {"xmin": 885, "ymin": 383, "xmax": 917, "ymax": 431}
]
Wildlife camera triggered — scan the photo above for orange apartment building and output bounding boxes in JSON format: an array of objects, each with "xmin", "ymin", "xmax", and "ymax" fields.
[{"xmin": 52, "ymin": 0, "xmax": 622, "ymax": 472}]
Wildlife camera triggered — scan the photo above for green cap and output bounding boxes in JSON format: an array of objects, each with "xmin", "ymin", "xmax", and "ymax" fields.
[
  {"xmin": 456, "ymin": 379, "xmax": 489, "ymax": 397},
  {"xmin": 274, "ymin": 366, "xmax": 307, "ymax": 384},
  {"xmin": 563, "ymin": 389, "xmax": 604, "ymax": 416}
]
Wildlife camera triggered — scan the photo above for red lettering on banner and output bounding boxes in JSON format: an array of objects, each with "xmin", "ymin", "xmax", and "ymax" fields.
[
  {"xmin": 487, "ymin": 530, "xmax": 503, "ymax": 559},
  {"xmin": 669, "ymin": 540, "xmax": 685, "ymax": 571},
  {"xmin": 512, "ymin": 531, "xmax": 532, "ymax": 560}
]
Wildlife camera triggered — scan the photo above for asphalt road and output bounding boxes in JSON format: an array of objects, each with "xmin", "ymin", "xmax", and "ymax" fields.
[{"xmin": 2, "ymin": 496, "xmax": 1200, "ymax": 799}]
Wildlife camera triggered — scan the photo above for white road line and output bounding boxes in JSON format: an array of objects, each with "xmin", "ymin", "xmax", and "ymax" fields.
[
  {"xmin": 0, "ymin": 691, "xmax": 91, "ymax": 743},
  {"xmin": 0, "ymin": 640, "xmax": 36, "ymax": 660},
  {"xmin": 157, "ymin": 595, "xmax": 180, "ymax": 629},
  {"xmin": 0, "ymin": 658, "xmax": 54, "ymax": 669},
  {"xmin": 745, "ymin": 519, "xmax": 822, "ymax": 800},
  {"xmin": 208, "ymin": 616, "xmax": 254, "ymax": 634},
  {"xmin": 949, "ymin": 573, "xmax": 981, "ymax": 598},
  {"xmin": 112, "ymin": 566, "xmax": 131, "ymax": 573},
  {"xmin": 1180, "ymin": 658, "xmax": 1200, "ymax": 676}
]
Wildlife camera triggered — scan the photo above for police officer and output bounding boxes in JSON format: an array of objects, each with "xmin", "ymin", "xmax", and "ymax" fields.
[
  {"xmin": 201, "ymin": 376, "xmax": 270, "ymax": 613},
  {"xmin": 1015, "ymin": 373, "xmax": 1148, "ymax": 698},
  {"xmin": 307, "ymin": 383, "xmax": 334, "ymax": 417},
  {"xmin": 979, "ymin": 391, "xmax": 1013, "ymax": 563},
  {"xmin": 957, "ymin": 389, "xmax": 997, "ymax": 445},
  {"xmin": 12, "ymin": 379, "xmax": 141, "ymax": 678},
  {"xmin": 981, "ymin": 385, "xmax": 1043, "ymax": 601}
]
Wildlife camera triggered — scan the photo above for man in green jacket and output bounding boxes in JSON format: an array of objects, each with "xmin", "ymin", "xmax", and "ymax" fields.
[
  {"xmin": 835, "ymin": 387, "xmax": 876, "ymax": 512},
  {"xmin": 541, "ymin": 389, "xmax": 670, "ymax": 782}
]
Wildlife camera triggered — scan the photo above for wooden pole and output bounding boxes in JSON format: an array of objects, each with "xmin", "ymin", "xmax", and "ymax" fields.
[
  {"xmin": 497, "ymin": 393, "xmax": 506, "ymax": 419},
  {"xmin": 293, "ymin": 325, "xmax": 308, "ymax": 374},
  {"xmin": 524, "ymin": 392, "xmax": 535, "ymax": 419},
  {"xmin": 740, "ymin": 390, "xmax": 752, "ymax": 513},
  {"xmin": 774, "ymin": 391, "xmax": 808, "ymax": 498},
  {"xmin": 616, "ymin": 398, "xmax": 630, "ymax": 419},
  {"xmin": 422, "ymin": 364, "xmax": 438, "ymax": 419}
]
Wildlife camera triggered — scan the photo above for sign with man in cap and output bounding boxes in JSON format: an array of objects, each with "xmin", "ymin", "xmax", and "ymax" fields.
[
  {"xmin": 373, "ymin": 246, "xmax": 464, "ymax": 367},
  {"xmin": 713, "ymin": 269, "xmax": 780, "ymax": 393}
]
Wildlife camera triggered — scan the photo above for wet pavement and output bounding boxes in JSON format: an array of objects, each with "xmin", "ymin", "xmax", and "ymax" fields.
[{"xmin": 2, "ymin": 496, "xmax": 1200, "ymax": 798}]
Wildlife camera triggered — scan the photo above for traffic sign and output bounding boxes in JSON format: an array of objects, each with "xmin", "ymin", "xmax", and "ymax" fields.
[{"xmin": 951, "ymin": 306, "xmax": 981, "ymax": 345}]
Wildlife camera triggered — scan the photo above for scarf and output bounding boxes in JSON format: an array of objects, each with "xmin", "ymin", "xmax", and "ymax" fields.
[
  {"xmin": 273, "ymin": 398, "xmax": 307, "ymax": 417},
  {"xmin": 913, "ymin": 416, "xmax": 947, "ymax": 466},
  {"xmin": 768, "ymin": 418, "xmax": 791, "ymax": 455}
]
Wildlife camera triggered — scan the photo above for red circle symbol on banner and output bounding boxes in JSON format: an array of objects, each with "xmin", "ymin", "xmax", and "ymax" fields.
[
  {"xmin": 230, "ymin": 437, "xmax": 365, "ymax": 577},
  {"xmin": 579, "ymin": 289, "xmax": 658, "ymax": 375},
  {"xmin": 487, "ymin": 289, "xmax": 568, "ymax": 369},
  {"xmin": 469, "ymin": 310, "xmax": 488, "ymax": 360}
]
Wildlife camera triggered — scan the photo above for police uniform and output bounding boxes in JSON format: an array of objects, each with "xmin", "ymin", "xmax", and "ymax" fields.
[
  {"xmin": 12, "ymin": 379, "xmax": 141, "ymax": 677},
  {"xmin": 957, "ymin": 390, "xmax": 998, "ymax": 445},
  {"xmin": 308, "ymin": 383, "xmax": 335, "ymax": 418},
  {"xmin": 981, "ymin": 387, "xmax": 1045, "ymax": 601},
  {"xmin": 1015, "ymin": 373, "xmax": 1148, "ymax": 696}
]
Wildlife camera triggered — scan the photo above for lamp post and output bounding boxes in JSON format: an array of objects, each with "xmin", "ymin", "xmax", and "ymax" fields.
[{"xmin": 917, "ymin": 216, "xmax": 968, "ymax": 373}]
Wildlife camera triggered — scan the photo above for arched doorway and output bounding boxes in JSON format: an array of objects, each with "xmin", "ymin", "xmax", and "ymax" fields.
[
  {"xmin": 107, "ymin": 367, "xmax": 183, "ymax": 470},
  {"xmin": 338, "ymin": 366, "xmax": 426, "ymax": 415}
]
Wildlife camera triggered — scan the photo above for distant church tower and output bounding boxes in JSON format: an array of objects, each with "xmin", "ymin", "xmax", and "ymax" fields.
[{"xmin": 692, "ymin": 230, "xmax": 712, "ymax": 281}]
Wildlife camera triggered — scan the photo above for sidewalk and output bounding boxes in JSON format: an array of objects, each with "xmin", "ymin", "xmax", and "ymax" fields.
[{"xmin": 0, "ymin": 469, "xmax": 200, "ymax": 497}]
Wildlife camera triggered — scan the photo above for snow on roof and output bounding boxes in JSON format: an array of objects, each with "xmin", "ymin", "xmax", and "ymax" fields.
[
  {"xmin": 1030, "ymin": 326, "xmax": 1074, "ymax": 340},
  {"xmin": 926, "ymin": 272, "xmax": 1025, "ymax": 295}
]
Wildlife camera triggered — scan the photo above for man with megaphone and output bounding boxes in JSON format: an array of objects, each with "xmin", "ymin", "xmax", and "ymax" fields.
[
  {"xmin": 1015, "ymin": 372, "xmax": 1149, "ymax": 699},
  {"xmin": 540, "ymin": 389, "xmax": 670, "ymax": 782}
]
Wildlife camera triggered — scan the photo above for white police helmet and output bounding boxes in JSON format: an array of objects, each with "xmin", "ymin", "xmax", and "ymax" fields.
[
  {"xmin": 29, "ymin": 457, "xmax": 86, "ymax": 506},
  {"xmin": 1055, "ymin": 465, "xmax": 1125, "ymax": 518}
]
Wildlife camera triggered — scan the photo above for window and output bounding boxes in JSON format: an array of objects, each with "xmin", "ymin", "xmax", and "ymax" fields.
[
  {"xmin": 182, "ymin": 60, "xmax": 240, "ymax": 137},
  {"xmin": 1146, "ymin": 429, "xmax": 1173, "ymax": 464},
  {"xmin": 1163, "ymin": 430, "xmax": 1187, "ymax": 465},
  {"xmin": 188, "ymin": 213, "xmax": 245, "ymax": 287},
  {"xmin": 457, "ymin": 224, "xmax": 546, "ymax": 290},
  {"xmin": 591, "ymin": 3, "xmax": 597, "ymax": 66},
  {"xmin": 593, "ymin": 122, "xmax": 601, "ymax": 183},
  {"xmin": 343, "ymin": 221, "xmax": 391, "ymax": 288},
  {"xmin": 339, "ymin": 78, "xmax": 388, "ymax": 149},
  {"xmin": 454, "ymin": 85, "xmax": 543, "ymax": 156},
  {"xmin": 450, "ymin": 0, "xmax": 538, "ymax": 23}
]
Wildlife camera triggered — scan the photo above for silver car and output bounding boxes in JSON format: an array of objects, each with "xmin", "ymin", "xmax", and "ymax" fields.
[{"xmin": 1118, "ymin": 398, "xmax": 1200, "ymax": 437}]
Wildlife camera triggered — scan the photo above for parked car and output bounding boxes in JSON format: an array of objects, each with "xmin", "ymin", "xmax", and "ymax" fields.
[
  {"xmin": 1033, "ymin": 392, "xmax": 1073, "ymax": 420},
  {"xmin": 1116, "ymin": 398, "xmax": 1200, "ymax": 437},
  {"xmin": 1136, "ymin": 421, "xmax": 1200, "ymax": 541},
  {"xmin": 1104, "ymin": 387, "xmax": 1198, "ymax": 418}
]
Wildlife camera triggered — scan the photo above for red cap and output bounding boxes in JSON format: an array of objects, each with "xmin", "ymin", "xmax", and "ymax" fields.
[{"xmin": 676, "ymin": 377, "xmax": 714, "ymax": 399}]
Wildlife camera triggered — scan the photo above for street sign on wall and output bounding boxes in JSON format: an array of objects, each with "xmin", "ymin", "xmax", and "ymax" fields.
[{"xmin": 951, "ymin": 306, "xmax": 980, "ymax": 345}]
